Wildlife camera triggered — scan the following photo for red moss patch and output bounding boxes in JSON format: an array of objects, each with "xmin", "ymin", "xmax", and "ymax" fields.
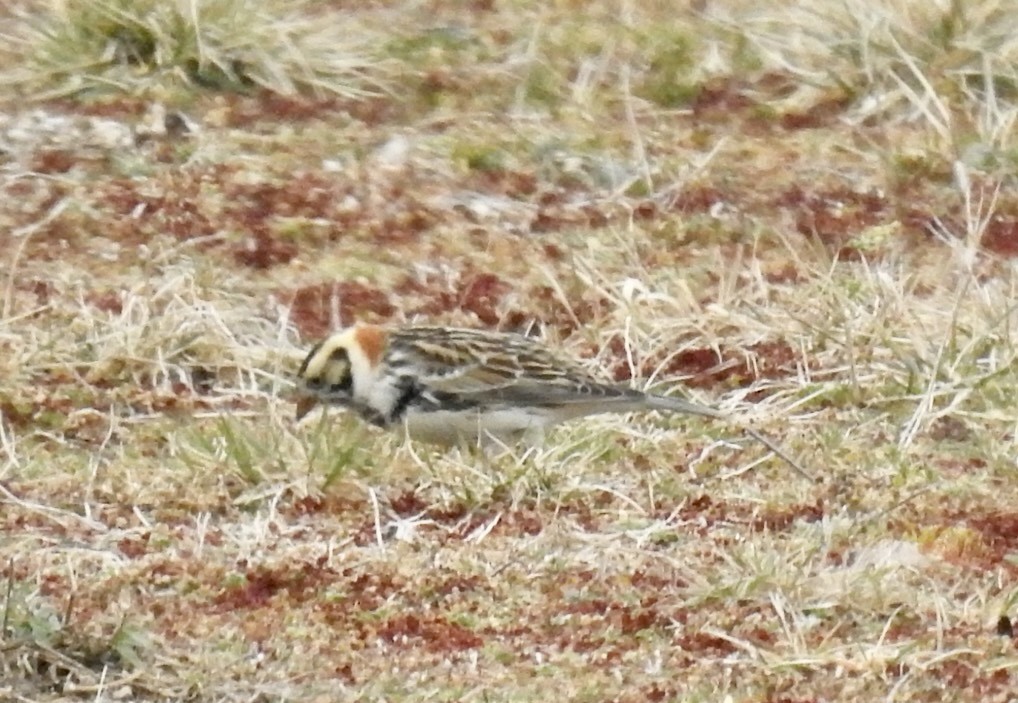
[
  {"xmin": 927, "ymin": 416, "xmax": 972, "ymax": 443},
  {"xmin": 432, "ymin": 574, "xmax": 484, "ymax": 597},
  {"xmin": 223, "ymin": 171, "xmax": 342, "ymax": 222},
  {"xmin": 458, "ymin": 272, "xmax": 511, "ymax": 325},
  {"xmin": 31, "ymin": 149, "xmax": 77, "ymax": 174},
  {"xmin": 25, "ymin": 279, "xmax": 57, "ymax": 305},
  {"xmin": 376, "ymin": 613, "xmax": 484, "ymax": 652},
  {"xmin": 101, "ymin": 172, "xmax": 219, "ymax": 243},
  {"xmin": 442, "ymin": 506, "xmax": 545, "ymax": 540},
  {"xmin": 691, "ymin": 78, "xmax": 758, "ymax": 119},
  {"xmin": 465, "ymin": 166, "xmax": 538, "ymax": 198},
  {"xmin": 963, "ymin": 511, "xmax": 1018, "ymax": 567},
  {"xmin": 563, "ymin": 596, "xmax": 671, "ymax": 635},
  {"xmin": 665, "ymin": 184, "xmax": 727, "ymax": 214},
  {"xmin": 118, "ymin": 534, "xmax": 152, "ymax": 559},
  {"xmin": 752, "ymin": 500, "xmax": 824, "ymax": 531},
  {"xmin": 778, "ymin": 185, "xmax": 889, "ymax": 260},
  {"xmin": 396, "ymin": 268, "xmax": 523, "ymax": 327},
  {"xmin": 285, "ymin": 280, "xmax": 396, "ymax": 339},
  {"xmin": 981, "ymin": 217, "xmax": 1018, "ymax": 257},
  {"xmin": 50, "ymin": 97, "xmax": 149, "ymax": 119},
  {"xmin": 320, "ymin": 569, "xmax": 408, "ymax": 613},
  {"xmin": 233, "ymin": 229, "xmax": 299, "ymax": 268},
  {"xmin": 214, "ymin": 561, "xmax": 338, "ymax": 610},
  {"xmin": 388, "ymin": 490, "xmax": 431, "ymax": 517},
  {"xmin": 0, "ymin": 400, "xmax": 35, "ymax": 430},
  {"xmin": 529, "ymin": 192, "xmax": 611, "ymax": 233},
  {"xmin": 647, "ymin": 494, "xmax": 821, "ymax": 536},
  {"xmin": 86, "ymin": 289, "xmax": 124, "ymax": 315},
  {"xmin": 674, "ymin": 630, "xmax": 738, "ymax": 655},
  {"xmin": 925, "ymin": 659, "xmax": 1011, "ymax": 694},
  {"xmin": 780, "ymin": 94, "xmax": 853, "ymax": 130},
  {"xmin": 638, "ymin": 684, "xmax": 678, "ymax": 703},
  {"xmin": 528, "ymin": 283, "xmax": 612, "ymax": 338},
  {"xmin": 764, "ymin": 262, "xmax": 802, "ymax": 284},
  {"xmin": 635, "ymin": 340, "xmax": 799, "ymax": 390},
  {"xmin": 223, "ymin": 92, "xmax": 341, "ymax": 127}
]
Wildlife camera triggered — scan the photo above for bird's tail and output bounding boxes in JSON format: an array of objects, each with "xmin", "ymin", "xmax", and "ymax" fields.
[{"xmin": 642, "ymin": 392, "xmax": 725, "ymax": 420}]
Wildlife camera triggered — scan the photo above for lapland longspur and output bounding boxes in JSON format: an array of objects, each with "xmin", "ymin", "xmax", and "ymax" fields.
[{"xmin": 294, "ymin": 323, "xmax": 811, "ymax": 479}]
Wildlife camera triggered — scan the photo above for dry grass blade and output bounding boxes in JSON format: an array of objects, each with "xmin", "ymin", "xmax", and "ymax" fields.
[{"xmin": 742, "ymin": 426, "xmax": 815, "ymax": 482}]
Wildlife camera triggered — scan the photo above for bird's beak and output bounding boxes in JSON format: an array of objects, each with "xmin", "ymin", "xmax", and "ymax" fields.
[{"xmin": 294, "ymin": 393, "xmax": 319, "ymax": 421}]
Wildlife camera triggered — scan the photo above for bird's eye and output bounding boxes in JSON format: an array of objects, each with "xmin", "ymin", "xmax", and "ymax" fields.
[
  {"xmin": 326, "ymin": 348, "xmax": 352, "ymax": 394},
  {"xmin": 330, "ymin": 375, "xmax": 352, "ymax": 394}
]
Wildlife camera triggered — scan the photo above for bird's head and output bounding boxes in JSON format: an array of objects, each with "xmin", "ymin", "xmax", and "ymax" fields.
[
  {"xmin": 294, "ymin": 333, "xmax": 356, "ymax": 420},
  {"xmin": 294, "ymin": 324, "xmax": 388, "ymax": 420}
]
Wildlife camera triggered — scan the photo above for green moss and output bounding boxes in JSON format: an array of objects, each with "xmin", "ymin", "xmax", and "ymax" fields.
[
  {"xmin": 624, "ymin": 179, "xmax": 653, "ymax": 198},
  {"xmin": 222, "ymin": 572, "xmax": 247, "ymax": 589},
  {"xmin": 750, "ymin": 103, "xmax": 780, "ymax": 123},
  {"xmin": 451, "ymin": 142, "xmax": 508, "ymax": 173},
  {"xmin": 638, "ymin": 34, "xmax": 701, "ymax": 108},
  {"xmin": 730, "ymin": 31, "xmax": 764, "ymax": 74},
  {"xmin": 889, "ymin": 151, "xmax": 952, "ymax": 189},
  {"xmin": 384, "ymin": 26, "xmax": 478, "ymax": 61},
  {"xmin": 929, "ymin": 0, "xmax": 966, "ymax": 50},
  {"xmin": 641, "ymin": 78, "xmax": 703, "ymax": 109},
  {"xmin": 522, "ymin": 63, "xmax": 564, "ymax": 108}
]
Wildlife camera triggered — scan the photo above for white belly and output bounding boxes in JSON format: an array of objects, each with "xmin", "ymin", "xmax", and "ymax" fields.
[{"xmin": 402, "ymin": 406, "xmax": 553, "ymax": 446}]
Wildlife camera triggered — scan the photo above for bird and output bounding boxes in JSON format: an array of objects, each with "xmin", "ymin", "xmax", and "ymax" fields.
[{"xmin": 293, "ymin": 323, "xmax": 812, "ymax": 480}]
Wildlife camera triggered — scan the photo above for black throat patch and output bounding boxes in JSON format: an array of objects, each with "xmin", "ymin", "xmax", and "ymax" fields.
[{"xmin": 388, "ymin": 377, "xmax": 423, "ymax": 424}]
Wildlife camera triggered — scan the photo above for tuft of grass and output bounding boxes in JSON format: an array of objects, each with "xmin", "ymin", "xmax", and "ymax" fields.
[
  {"xmin": 2, "ymin": 0, "xmax": 388, "ymax": 100},
  {"xmin": 2, "ymin": 561, "xmax": 155, "ymax": 692},
  {"xmin": 298, "ymin": 412, "xmax": 375, "ymax": 490},
  {"xmin": 716, "ymin": 0, "xmax": 1018, "ymax": 153}
]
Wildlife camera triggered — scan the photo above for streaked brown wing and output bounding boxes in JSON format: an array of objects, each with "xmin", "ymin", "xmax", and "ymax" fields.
[{"xmin": 391, "ymin": 326, "xmax": 604, "ymax": 397}]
